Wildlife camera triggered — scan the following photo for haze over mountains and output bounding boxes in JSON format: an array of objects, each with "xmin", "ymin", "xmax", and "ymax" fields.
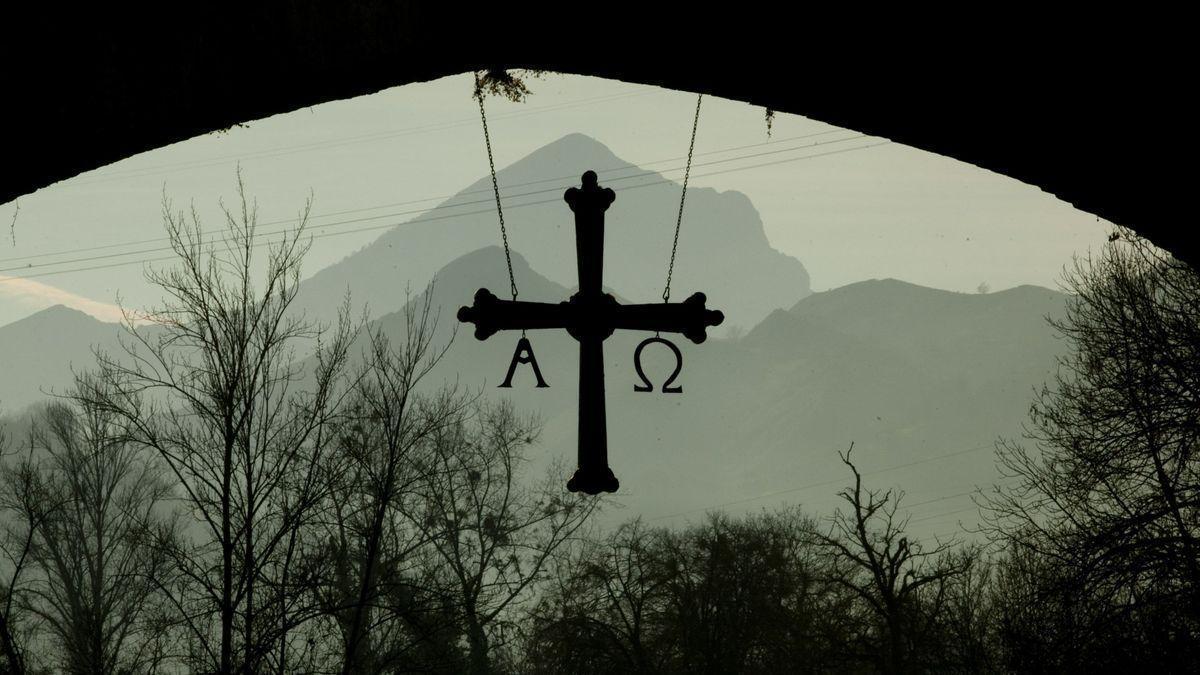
[
  {"xmin": 0, "ymin": 305, "xmax": 118, "ymax": 410},
  {"xmin": 360, "ymin": 248, "xmax": 1068, "ymax": 529},
  {"xmin": 0, "ymin": 134, "xmax": 1074, "ymax": 532},
  {"xmin": 292, "ymin": 133, "xmax": 811, "ymax": 333},
  {"xmin": 0, "ymin": 248, "xmax": 1069, "ymax": 532}
]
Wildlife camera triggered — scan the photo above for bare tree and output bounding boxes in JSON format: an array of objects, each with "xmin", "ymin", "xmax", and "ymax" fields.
[
  {"xmin": 1, "ymin": 388, "xmax": 176, "ymax": 674},
  {"xmin": 78, "ymin": 173, "xmax": 355, "ymax": 674},
  {"xmin": 655, "ymin": 509, "xmax": 837, "ymax": 674},
  {"xmin": 407, "ymin": 400, "xmax": 600, "ymax": 675},
  {"xmin": 810, "ymin": 445, "xmax": 971, "ymax": 674},
  {"xmin": 526, "ymin": 507, "xmax": 868, "ymax": 674},
  {"xmin": 313, "ymin": 289, "xmax": 469, "ymax": 673},
  {"xmin": 981, "ymin": 227, "xmax": 1200, "ymax": 668},
  {"xmin": 937, "ymin": 552, "xmax": 999, "ymax": 673},
  {"xmin": 525, "ymin": 518, "xmax": 667, "ymax": 674},
  {"xmin": 0, "ymin": 421, "xmax": 35, "ymax": 675}
]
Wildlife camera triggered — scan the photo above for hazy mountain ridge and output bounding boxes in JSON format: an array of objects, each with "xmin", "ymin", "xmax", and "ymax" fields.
[
  {"xmin": 0, "ymin": 251, "xmax": 1072, "ymax": 532},
  {"xmin": 292, "ymin": 133, "xmax": 811, "ymax": 331},
  {"xmin": 360, "ymin": 249, "xmax": 1071, "ymax": 525},
  {"xmin": 791, "ymin": 279, "xmax": 1067, "ymax": 387},
  {"xmin": 0, "ymin": 305, "xmax": 122, "ymax": 410}
]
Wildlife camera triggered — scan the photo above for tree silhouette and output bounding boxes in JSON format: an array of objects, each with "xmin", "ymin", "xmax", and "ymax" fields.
[
  {"xmin": 0, "ymin": 390, "xmax": 177, "ymax": 673},
  {"xmin": 809, "ymin": 446, "xmax": 974, "ymax": 674},
  {"xmin": 983, "ymin": 227, "xmax": 1200, "ymax": 670},
  {"xmin": 312, "ymin": 290, "xmax": 469, "ymax": 673},
  {"xmin": 78, "ymin": 174, "xmax": 356, "ymax": 673},
  {"xmin": 406, "ymin": 401, "xmax": 599, "ymax": 675}
]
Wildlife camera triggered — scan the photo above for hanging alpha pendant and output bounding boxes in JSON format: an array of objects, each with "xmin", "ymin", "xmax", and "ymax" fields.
[
  {"xmin": 498, "ymin": 335, "xmax": 549, "ymax": 388},
  {"xmin": 457, "ymin": 171, "xmax": 723, "ymax": 494}
]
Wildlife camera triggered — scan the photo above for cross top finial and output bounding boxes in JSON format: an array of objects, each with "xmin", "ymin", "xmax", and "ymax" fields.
[{"xmin": 565, "ymin": 169, "xmax": 615, "ymax": 213}]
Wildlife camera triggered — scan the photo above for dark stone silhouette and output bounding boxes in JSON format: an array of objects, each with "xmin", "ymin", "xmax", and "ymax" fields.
[
  {"xmin": 457, "ymin": 171, "xmax": 723, "ymax": 494},
  {"xmin": 4, "ymin": 14, "xmax": 1188, "ymax": 269}
]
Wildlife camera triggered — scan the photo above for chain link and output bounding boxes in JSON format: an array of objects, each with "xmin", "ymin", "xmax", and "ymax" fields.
[
  {"xmin": 662, "ymin": 94, "xmax": 703, "ymax": 303},
  {"xmin": 475, "ymin": 73, "xmax": 519, "ymax": 301}
]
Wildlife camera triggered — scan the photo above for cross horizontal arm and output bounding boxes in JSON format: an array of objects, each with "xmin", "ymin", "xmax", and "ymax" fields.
[
  {"xmin": 612, "ymin": 292, "xmax": 724, "ymax": 344},
  {"xmin": 457, "ymin": 288, "xmax": 571, "ymax": 341}
]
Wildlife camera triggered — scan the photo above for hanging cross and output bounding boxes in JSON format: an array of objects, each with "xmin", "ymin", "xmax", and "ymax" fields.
[{"xmin": 457, "ymin": 170, "xmax": 724, "ymax": 494}]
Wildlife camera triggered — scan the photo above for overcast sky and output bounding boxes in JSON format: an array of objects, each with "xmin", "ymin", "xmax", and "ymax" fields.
[{"xmin": 0, "ymin": 72, "xmax": 1111, "ymax": 327}]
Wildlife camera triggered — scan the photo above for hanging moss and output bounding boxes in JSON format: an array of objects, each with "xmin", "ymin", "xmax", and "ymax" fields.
[{"xmin": 473, "ymin": 69, "xmax": 545, "ymax": 102}]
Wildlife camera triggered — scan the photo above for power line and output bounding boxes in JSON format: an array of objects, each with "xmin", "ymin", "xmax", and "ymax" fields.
[
  {"xmin": 3, "ymin": 134, "xmax": 868, "ymax": 273},
  {"xmin": 910, "ymin": 505, "xmax": 980, "ymax": 525},
  {"xmin": 2, "ymin": 139, "xmax": 890, "ymax": 283},
  {"xmin": 1, "ymin": 137, "xmax": 887, "ymax": 282},
  {"xmin": 905, "ymin": 491, "xmax": 978, "ymax": 510},
  {"xmin": 0, "ymin": 128, "xmax": 850, "ymax": 266},
  {"xmin": 57, "ymin": 90, "xmax": 661, "ymax": 187}
]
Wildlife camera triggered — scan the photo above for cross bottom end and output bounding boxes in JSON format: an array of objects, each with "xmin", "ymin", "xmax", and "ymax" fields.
[{"xmin": 567, "ymin": 467, "xmax": 619, "ymax": 495}]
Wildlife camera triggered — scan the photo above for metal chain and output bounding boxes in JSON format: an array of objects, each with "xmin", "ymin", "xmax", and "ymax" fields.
[
  {"xmin": 475, "ymin": 73, "xmax": 519, "ymax": 301},
  {"xmin": 662, "ymin": 94, "xmax": 703, "ymax": 303}
]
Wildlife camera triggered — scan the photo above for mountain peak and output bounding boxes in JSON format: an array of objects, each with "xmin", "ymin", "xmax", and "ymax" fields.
[
  {"xmin": 430, "ymin": 246, "xmax": 567, "ymax": 304},
  {"xmin": 432, "ymin": 245, "xmax": 530, "ymax": 282},
  {"xmin": 494, "ymin": 133, "xmax": 632, "ymax": 186},
  {"xmin": 4, "ymin": 304, "xmax": 108, "ymax": 331},
  {"xmin": 0, "ymin": 304, "xmax": 123, "ymax": 411},
  {"xmin": 544, "ymin": 132, "xmax": 617, "ymax": 155},
  {"xmin": 295, "ymin": 133, "xmax": 811, "ymax": 331}
]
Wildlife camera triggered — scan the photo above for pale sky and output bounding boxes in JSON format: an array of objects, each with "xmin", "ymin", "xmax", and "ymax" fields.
[{"xmin": 0, "ymin": 72, "xmax": 1111, "ymax": 327}]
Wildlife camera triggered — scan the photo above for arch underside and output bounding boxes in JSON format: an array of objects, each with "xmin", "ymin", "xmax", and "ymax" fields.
[{"xmin": 1, "ymin": 6, "xmax": 1185, "ymax": 263}]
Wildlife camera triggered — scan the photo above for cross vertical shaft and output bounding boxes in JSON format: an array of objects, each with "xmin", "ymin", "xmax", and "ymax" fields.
[{"xmin": 564, "ymin": 170, "xmax": 619, "ymax": 493}]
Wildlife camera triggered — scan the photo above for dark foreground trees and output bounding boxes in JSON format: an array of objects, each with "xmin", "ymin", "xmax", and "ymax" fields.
[
  {"xmin": 0, "ymin": 380, "xmax": 180, "ymax": 675},
  {"xmin": 1, "ymin": 391, "xmax": 175, "ymax": 674},
  {"xmin": 314, "ymin": 292, "xmax": 464, "ymax": 674},
  {"xmin": 409, "ymin": 400, "xmax": 598, "ymax": 675},
  {"xmin": 310, "ymin": 296, "xmax": 594, "ymax": 674},
  {"xmin": 76, "ymin": 177, "xmax": 357, "ymax": 673},
  {"xmin": 984, "ymin": 228, "xmax": 1200, "ymax": 671},
  {"xmin": 524, "ymin": 455, "xmax": 987, "ymax": 675},
  {"xmin": 811, "ymin": 447, "xmax": 988, "ymax": 674},
  {"xmin": 0, "ymin": 176, "xmax": 603, "ymax": 674}
]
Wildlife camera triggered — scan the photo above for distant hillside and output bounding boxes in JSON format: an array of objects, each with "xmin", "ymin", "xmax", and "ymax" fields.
[
  {"xmin": 0, "ymin": 305, "xmax": 120, "ymax": 411},
  {"xmin": 789, "ymin": 279, "xmax": 1067, "ymax": 385},
  {"xmin": 359, "ymin": 250, "xmax": 1073, "ymax": 531},
  {"xmin": 293, "ymin": 133, "xmax": 811, "ymax": 333},
  {"xmin": 0, "ymin": 247, "xmax": 1074, "ymax": 537}
]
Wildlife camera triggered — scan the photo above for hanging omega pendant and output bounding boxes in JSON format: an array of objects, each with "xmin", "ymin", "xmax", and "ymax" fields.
[{"xmin": 633, "ymin": 336, "xmax": 684, "ymax": 393}]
